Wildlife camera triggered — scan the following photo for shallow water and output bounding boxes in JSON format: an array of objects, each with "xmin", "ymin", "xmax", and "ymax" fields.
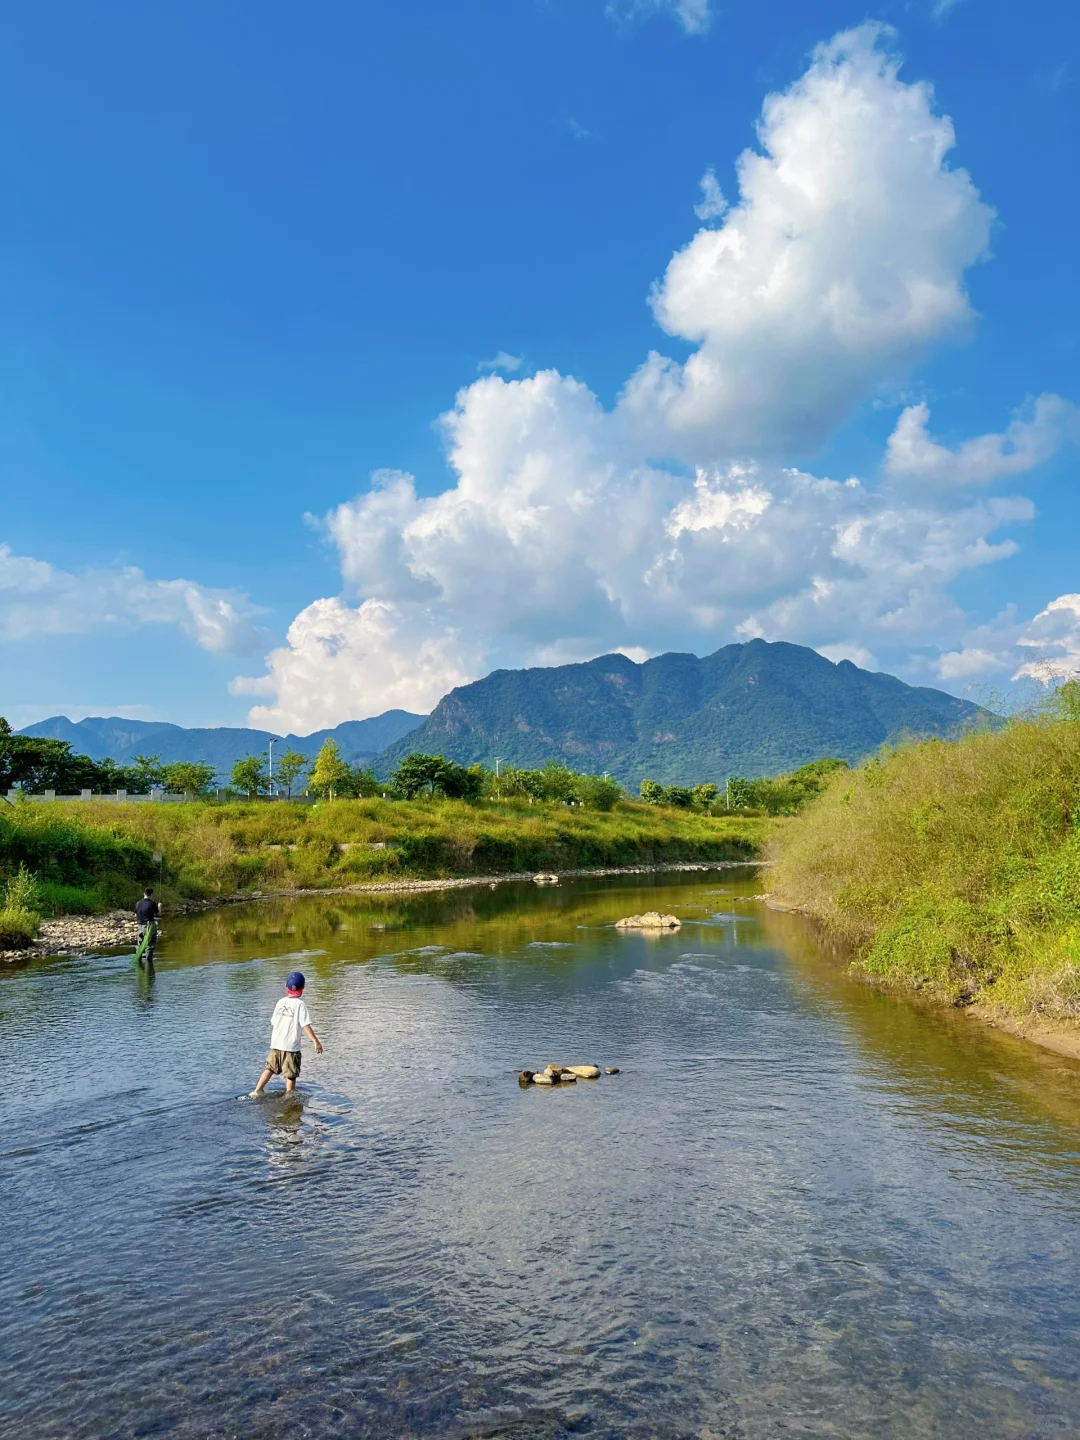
[{"xmin": 4, "ymin": 868, "xmax": 1080, "ymax": 1439}]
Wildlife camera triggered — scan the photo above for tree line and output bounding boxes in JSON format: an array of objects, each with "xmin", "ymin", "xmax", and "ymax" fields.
[
  {"xmin": 2, "ymin": 715, "xmax": 848, "ymax": 814},
  {"xmin": 0, "ymin": 719, "xmax": 219, "ymax": 796}
]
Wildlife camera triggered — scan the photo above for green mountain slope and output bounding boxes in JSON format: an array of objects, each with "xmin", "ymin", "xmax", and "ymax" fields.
[{"xmin": 375, "ymin": 640, "xmax": 987, "ymax": 785}]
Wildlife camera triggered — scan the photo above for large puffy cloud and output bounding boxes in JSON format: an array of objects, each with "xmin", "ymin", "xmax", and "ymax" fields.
[
  {"xmin": 239, "ymin": 26, "xmax": 1075, "ymax": 731},
  {"xmin": 619, "ymin": 26, "xmax": 994, "ymax": 457},
  {"xmin": 0, "ymin": 544, "xmax": 263, "ymax": 655},
  {"xmin": 232, "ymin": 597, "xmax": 480, "ymax": 734}
]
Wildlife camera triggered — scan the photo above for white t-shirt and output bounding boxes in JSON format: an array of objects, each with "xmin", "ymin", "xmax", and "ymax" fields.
[{"xmin": 270, "ymin": 995, "xmax": 311, "ymax": 1052}]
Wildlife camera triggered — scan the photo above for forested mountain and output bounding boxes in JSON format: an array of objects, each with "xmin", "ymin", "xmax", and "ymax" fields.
[
  {"xmin": 18, "ymin": 711, "xmax": 424, "ymax": 776},
  {"xmin": 374, "ymin": 640, "xmax": 988, "ymax": 785}
]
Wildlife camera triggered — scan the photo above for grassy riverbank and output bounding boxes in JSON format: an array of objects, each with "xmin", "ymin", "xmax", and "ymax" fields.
[
  {"xmin": 0, "ymin": 796, "xmax": 768, "ymax": 935},
  {"xmin": 768, "ymin": 686, "xmax": 1080, "ymax": 1026}
]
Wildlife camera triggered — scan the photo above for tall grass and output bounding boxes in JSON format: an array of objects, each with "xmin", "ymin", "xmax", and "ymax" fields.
[
  {"xmin": 0, "ymin": 795, "xmax": 768, "ymax": 916},
  {"xmin": 768, "ymin": 686, "xmax": 1080, "ymax": 1022},
  {"xmin": 0, "ymin": 863, "xmax": 43, "ymax": 948}
]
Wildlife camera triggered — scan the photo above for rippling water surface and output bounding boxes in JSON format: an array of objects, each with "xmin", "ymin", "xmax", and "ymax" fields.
[{"xmin": 5, "ymin": 868, "xmax": 1080, "ymax": 1438}]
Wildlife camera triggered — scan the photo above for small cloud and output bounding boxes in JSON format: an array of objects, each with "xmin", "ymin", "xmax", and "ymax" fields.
[
  {"xmin": 566, "ymin": 117, "xmax": 592, "ymax": 141},
  {"xmin": 817, "ymin": 643, "xmax": 878, "ymax": 671},
  {"xmin": 477, "ymin": 351, "xmax": 524, "ymax": 374},
  {"xmin": 694, "ymin": 167, "xmax": 728, "ymax": 222},
  {"xmin": 932, "ymin": 0, "xmax": 963, "ymax": 18},
  {"xmin": 606, "ymin": 0, "xmax": 713, "ymax": 36}
]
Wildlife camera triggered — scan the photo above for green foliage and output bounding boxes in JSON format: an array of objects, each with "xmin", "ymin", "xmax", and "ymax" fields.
[
  {"xmin": 768, "ymin": 700, "xmax": 1080, "ymax": 1020},
  {"xmin": 726, "ymin": 758, "xmax": 850, "ymax": 816},
  {"xmin": 310, "ymin": 739, "xmax": 351, "ymax": 799},
  {"xmin": 163, "ymin": 761, "xmax": 217, "ymax": 795},
  {"xmin": 0, "ymin": 906, "xmax": 39, "ymax": 948},
  {"xmin": 391, "ymin": 752, "xmax": 484, "ymax": 801},
  {"xmin": 130, "ymin": 754, "xmax": 167, "ymax": 789},
  {"xmin": 231, "ymin": 755, "xmax": 270, "ymax": 798},
  {"xmin": 641, "ymin": 778, "xmax": 725, "ymax": 810},
  {"xmin": 274, "ymin": 748, "xmax": 308, "ymax": 799},
  {"xmin": 4, "ymin": 863, "xmax": 42, "ymax": 912}
]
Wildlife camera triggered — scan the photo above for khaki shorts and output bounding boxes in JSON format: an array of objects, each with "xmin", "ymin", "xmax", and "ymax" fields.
[{"xmin": 265, "ymin": 1049, "xmax": 302, "ymax": 1080}]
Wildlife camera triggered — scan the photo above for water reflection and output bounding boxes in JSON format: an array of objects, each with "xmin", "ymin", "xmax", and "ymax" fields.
[{"xmin": 3, "ymin": 868, "xmax": 1080, "ymax": 1438}]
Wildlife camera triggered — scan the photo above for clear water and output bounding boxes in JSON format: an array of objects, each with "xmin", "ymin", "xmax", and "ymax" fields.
[{"xmin": 4, "ymin": 869, "xmax": 1080, "ymax": 1439}]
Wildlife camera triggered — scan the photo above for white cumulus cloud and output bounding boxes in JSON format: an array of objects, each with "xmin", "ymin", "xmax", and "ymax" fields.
[
  {"xmin": 885, "ymin": 394, "xmax": 1077, "ymax": 486},
  {"xmin": 237, "ymin": 25, "xmax": 1071, "ymax": 732},
  {"xmin": 620, "ymin": 25, "xmax": 994, "ymax": 457},
  {"xmin": 232, "ymin": 597, "xmax": 480, "ymax": 734},
  {"xmin": 0, "ymin": 544, "xmax": 264, "ymax": 655}
]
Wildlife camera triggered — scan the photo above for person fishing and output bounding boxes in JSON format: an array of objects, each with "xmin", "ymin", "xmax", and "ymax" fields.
[{"xmin": 134, "ymin": 887, "xmax": 160, "ymax": 964}]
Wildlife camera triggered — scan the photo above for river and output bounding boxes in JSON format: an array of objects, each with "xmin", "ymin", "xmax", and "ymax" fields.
[{"xmin": 4, "ymin": 868, "xmax": 1080, "ymax": 1438}]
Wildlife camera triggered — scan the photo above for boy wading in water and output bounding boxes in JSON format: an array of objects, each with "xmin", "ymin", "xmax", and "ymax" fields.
[{"xmin": 250, "ymin": 971, "xmax": 323, "ymax": 1096}]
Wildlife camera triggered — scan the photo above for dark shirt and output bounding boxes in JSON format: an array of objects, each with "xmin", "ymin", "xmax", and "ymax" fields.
[{"xmin": 135, "ymin": 898, "xmax": 159, "ymax": 925}]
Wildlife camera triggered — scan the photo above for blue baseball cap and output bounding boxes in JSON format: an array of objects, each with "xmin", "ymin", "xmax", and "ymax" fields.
[{"xmin": 286, "ymin": 971, "xmax": 306, "ymax": 994}]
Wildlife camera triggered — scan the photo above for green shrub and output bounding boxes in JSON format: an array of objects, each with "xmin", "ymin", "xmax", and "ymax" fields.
[
  {"xmin": 0, "ymin": 905, "xmax": 39, "ymax": 948},
  {"xmin": 769, "ymin": 685, "xmax": 1080, "ymax": 1020}
]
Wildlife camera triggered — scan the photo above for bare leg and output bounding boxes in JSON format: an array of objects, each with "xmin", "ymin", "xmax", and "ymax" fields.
[
  {"xmin": 284, "ymin": 1076, "xmax": 297, "ymax": 1093},
  {"xmin": 251, "ymin": 1068, "xmax": 274, "ymax": 1096}
]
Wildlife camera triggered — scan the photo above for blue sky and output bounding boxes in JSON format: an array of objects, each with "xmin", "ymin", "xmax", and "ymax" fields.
[{"xmin": 2, "ymin": 0, "xmax": 1077, "ymax": 732}]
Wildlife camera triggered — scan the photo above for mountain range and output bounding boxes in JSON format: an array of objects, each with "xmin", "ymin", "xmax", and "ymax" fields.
[
  {"xmin": 17, "ymin": 711, "xmax": 424, "ymax": 777},
  {"xmin": 376, "ymin": 640, "xmax": 987, "ymax": 785},
  {"xmin": 16, "ymin": 640, "xmax": 987, "ymax": 787}
]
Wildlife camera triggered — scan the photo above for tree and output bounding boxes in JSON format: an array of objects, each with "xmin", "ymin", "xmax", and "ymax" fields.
[
  {"xmin": 391, "ymin": 752, "xmax": 451, "ymax": 798},
  {"xmin": 310, "ymin": 739, "xmax": 351, "ymax": 800},
  {"xmin": 726, "ymin": 777, "xmax": 753, "ymax": 809},
  {"xmin": 130, "ymin": 754, "xmax": 167, "ymax": 791},
  {"xmin": 439, "ymin": 761, "xmax": 485, "ymax": 801},
  {"xmin": 574, "ymin": 774, "xmax": 623, "ymax": 811},
  {"xmin": 664, "ymin": 785, "xmax": 694, "ymax": 809},
  {"xmin": 692, "ymin": 783, "xmax": 719, "ymax": 808},
  {"xmin": 275, "ymin": 748, "xmax": 308, "ymax": 799},
  {"xmin": 640, "ymin": 779, "xmax": 666, "ymax": 805},
  {"xmin": 231, "ymin": 755, "xmax": 269, "ymax": 798},
  {"xmin": 163, "ymin": 761, "xmax": 217, "ymax": 796}
]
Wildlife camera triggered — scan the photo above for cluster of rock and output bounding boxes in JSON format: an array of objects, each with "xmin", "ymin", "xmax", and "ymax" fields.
[
  {"xmin": 518, "ymin": 1064, "xmax": 620, "ymax": 1087},
  {"xmin": 614, "ymin": 912, "xmax": 681, "ymax": 930},
  {"xmin": 532, "ymin": 873, "xmax": 560, "ymax": 885},
  {"xmin": 1, "ymin": 910, "xmax": 142, "ymax": 965}
]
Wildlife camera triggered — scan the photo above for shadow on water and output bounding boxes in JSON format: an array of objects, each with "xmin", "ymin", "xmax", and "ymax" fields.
[{"xmin": 4, "ymin": 868, "xmax": 1080, "ymax": 1439}]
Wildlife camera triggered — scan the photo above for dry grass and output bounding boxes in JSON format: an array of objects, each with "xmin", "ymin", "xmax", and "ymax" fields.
[{"xmin": 768, "ymin": 691, "xmax": 1080, "ymax": 1022}]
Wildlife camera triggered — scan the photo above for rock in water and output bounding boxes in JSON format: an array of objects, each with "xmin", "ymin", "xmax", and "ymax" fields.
[
  {"xmin": 532, "ymin": 1072, "xmax": 556, "ymax": 1086},
  {"xmin": 614, "ymin": 912, "xmax": 681, "ymax": 930},
  {"xmin": 605, "ymin": 1067, "xmax": 620, "ymax": 1075},
  {"xmin": 518, "ymin": 1070, "xmax": 535, "ymax": 1087},
  {"xmin": 566, "ymin": 1065, "xmax": 601, "ymax": 1079},
  {"xmin": 533, "ymin": 873, "xmax": 559, "ymax": 885}
]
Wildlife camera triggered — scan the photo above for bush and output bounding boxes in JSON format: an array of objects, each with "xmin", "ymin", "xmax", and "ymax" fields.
[
  {"xmin": 0, "ymin": 906, "xmax": 38, "ymax": 949},
  {"xmin": 768, "ymin": 685, "xmax": 1080, "ymax": 1020}
]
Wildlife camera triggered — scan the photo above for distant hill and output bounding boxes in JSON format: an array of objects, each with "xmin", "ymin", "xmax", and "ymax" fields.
[
  {"xmin": 18, "ymin": 711, "xmax": 425, "ymax": 779},
  {"xmin": 374, "ymin": 640, "xmax": 988, "ymax": 785}
]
